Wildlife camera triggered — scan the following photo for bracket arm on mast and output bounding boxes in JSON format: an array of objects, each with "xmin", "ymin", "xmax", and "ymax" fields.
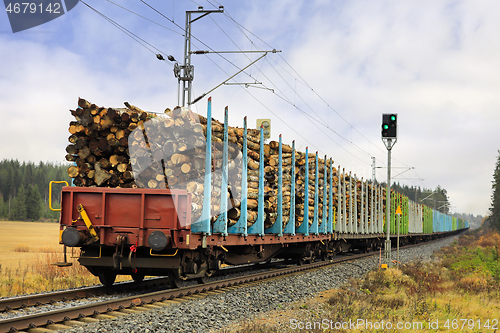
[{"xmin": 191, "ymin": 52, "xmax": 269, "ymax": 105}]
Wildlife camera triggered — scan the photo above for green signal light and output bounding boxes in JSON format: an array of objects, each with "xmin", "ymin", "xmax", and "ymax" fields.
[
  {"xmin": 390, "ymin": 115, "xmax": 396, "ymax": 121},
  {"xmin": 383, "ymin": 124, "xmax": 389, "ymax": 130}
]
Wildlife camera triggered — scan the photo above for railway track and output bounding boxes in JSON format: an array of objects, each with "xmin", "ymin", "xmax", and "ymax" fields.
[
  {"xmin": 0, "ymin": 259, "xmax": 284, "ymax": 315},
  {"xmin": 0, "ymin": 277, "xmax": 170, "ymax": 313},
  {"xmin": 0, "ymin": 234, "xmax": 461, "ymax": 333}
]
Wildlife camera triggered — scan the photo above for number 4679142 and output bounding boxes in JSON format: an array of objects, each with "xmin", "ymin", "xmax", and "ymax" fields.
[{"xmin": 5, "ymin": 2, "xmax": 61, "ymax": 14}]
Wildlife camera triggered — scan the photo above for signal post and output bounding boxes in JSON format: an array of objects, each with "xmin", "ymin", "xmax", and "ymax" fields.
[{"xmin": 382, "ymin": 114, "xmax": 397, "ymax": 267}]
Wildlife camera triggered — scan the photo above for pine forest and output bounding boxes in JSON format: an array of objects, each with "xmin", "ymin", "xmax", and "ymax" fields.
[{"xmin": 0, "ymin": 159, "xmax": 71, "ymax": 221}]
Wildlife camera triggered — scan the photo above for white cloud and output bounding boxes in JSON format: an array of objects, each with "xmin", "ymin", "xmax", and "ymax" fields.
[{"xmin": 1, "ymin": 0, "xmax": 498, "ymax": 216}]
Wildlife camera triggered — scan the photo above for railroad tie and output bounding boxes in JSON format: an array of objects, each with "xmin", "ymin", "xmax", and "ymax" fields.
[{"xmin": 46, "ymin": 323, "xmax": 73, "ymax": 331}]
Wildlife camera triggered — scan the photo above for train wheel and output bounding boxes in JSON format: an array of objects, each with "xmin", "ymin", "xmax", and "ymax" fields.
[
  {"xmin": 168, "ymin": 271, "xmax": 185, "ymax": 288},
  {"xmin": 197, "ymin": 276, "xmax": 208, "ymax": 284},
  {"xmin": 297, "ymin": 256, "xmax": 311, "ymax": 265},
  {"xmin": 98, "ymin": 270, "xmax": 117, "ymax": 287},
  {"xmin": 131, "ymin": 272, "xmax": 145, "ymax": 282}
]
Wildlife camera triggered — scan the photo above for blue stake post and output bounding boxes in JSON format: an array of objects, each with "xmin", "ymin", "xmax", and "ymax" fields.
[
  {"xmin": 328, "ymin": 159, "xmax": 334, "ymax": 234},
  {"xmin": 310, "ymin": 152, "xmax": 319, "ymax": 235},
  {"xmin": 284, "ymin": 141, "xmax": 296, "ymax": 235},
  {"xmin": 296, "ymin": 147, "xmax": 309, "ymax": 235},
  {"xmin": 319, "ymin": 155, "xmax": 327, "ymax": 234},
  {"xmin": 360, "ymin": 177, "xmax": 365, "ymax": 234},
  {"xmin": 213, "ymin": 107, "xmax": 229, "ymax": 235},
  {"xmin": 228, "ymin": 117, "xmax": 248, "ymax": 235},
  {"xmin": 247, "ymin": 126, "xmax": 265, "ymax": 235},
  {"xmin": 336, "ymin": 166, "xmax": 342, "ymax": 233},
  {"xmin": 192, "ymin": 98, "xmax": 212, "ymax": 234},
  {"xmin": 265, "ymin": 134, "xmax": 283, "ymax": 236}
]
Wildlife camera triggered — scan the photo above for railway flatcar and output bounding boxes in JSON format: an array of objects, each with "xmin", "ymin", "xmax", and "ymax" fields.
[{"xmin": 54, "ymin": 98, "xmax": 469, "ymax": 287}]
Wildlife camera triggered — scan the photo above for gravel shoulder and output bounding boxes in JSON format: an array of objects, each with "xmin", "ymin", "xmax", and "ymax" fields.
[{"xmin": 59, "ymin": 236, "xmax": 459, "ymax": 333}]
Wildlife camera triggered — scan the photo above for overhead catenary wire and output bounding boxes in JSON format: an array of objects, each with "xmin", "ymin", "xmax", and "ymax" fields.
[
  {"xmin": 188, "ymin": 41, "xmax": 325, "ymax": 155},
  {"xmin": 94, "ymin": 0, "xmax": 390, "ymax": 172},
  {"xmin": 136, "ymin": 0, "xmax": 295, "ymax": 110},
  {"xmin": 206, "ymin": 4, "xmax": 389, "ymax": 156},
  {"xmin": 79, "ymin": 0, "xmax": 176, "ymax": 66},
  {"xmin": 140, "ymin": 0, "xmax": 266, "ymax": 87},
  {"xmin": 271, "ymin": 53, "xmax": 415, "ymax": 169},
  {"xmin": 207, "ymin": 4, "xmax": 377, "ymax": 152},
  {"xmin": 190, "ymin": 45, "xmax": 370, "ymax": 165},
  {"xmin": 219, "ymin": 2, "xmax": 422, "ymax": 183},
  {"xmin": 197, "ymin": 3, "xmax": 378, "ymax": 163},
  {"xmin": 203, "ymin": 17, "xmax": 294, "ymax": 104},
  {"xmin": 207, "ymin": 2, "xmax": 417, "ymax": 172},
  {"xmin": 85, "ymin": 0, "xmax": 417, "ymax": 183},
  {"xmin": 104, "ymin": 0, "xmax": 183, "ymax": 36}
]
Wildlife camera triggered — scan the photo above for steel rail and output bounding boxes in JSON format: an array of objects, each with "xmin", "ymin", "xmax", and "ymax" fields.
[
  {"xmin": 0, "ymin": 277, "xmax": 170, "ymax": 313},
  {"xmin": 0, "ymin": 232, "xmax": 464, "ymax": 333},
  {"xmin": 0, "ymin": 259, "xmax": 334, "ymax": 333},
  {"xmin": 0, "ymin": 259, "xmax": 285, "ymax": 313}
]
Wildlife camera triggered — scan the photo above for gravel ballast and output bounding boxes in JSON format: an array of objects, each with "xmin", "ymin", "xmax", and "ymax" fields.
[{"xmin": 58, "ymin": 235, "xmax": 459, "ymax": 333}]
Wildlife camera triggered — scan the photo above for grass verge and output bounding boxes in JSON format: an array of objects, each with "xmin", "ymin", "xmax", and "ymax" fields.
[{"xmin": 228, "ymin": 228, "xmax": 500, "ymax": 332}]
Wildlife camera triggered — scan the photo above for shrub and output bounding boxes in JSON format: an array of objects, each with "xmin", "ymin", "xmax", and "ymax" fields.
[{"xmin": 458, "ymin": 275, "xmax": 489, "ymax": 293}]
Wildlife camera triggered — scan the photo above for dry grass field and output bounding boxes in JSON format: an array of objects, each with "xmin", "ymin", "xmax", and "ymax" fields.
[
  {"xmin": 0, "ymin": 221, "xmax": 61, "ymax": 271},
  {"xmin": 0, "ymin": 221, "xmax": 126, "ymax": 297}
]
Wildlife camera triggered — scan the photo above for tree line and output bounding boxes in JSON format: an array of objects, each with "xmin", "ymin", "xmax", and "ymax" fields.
[
  {"xmin": 390, "ymin": 182, "xmax": 450, "ymax": 213},
  {"xmin": 0, "ymin": 159, "xmax": 71, "ymax": 221},
  {"xmin": 488, "ymin": 151, "xmax": 500, "ymax": 230}
]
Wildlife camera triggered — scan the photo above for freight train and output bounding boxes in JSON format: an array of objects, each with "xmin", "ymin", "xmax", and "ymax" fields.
[{"xmin": 54, "ymin": 98, "xmax": 469, "ymax": 287}]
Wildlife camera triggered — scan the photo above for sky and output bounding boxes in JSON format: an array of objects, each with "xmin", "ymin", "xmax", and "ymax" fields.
[{"xmin": 1, "ymin": 0, "xmax": 499, "ymax": 217}]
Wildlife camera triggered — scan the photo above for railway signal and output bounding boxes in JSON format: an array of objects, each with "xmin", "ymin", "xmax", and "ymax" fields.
[
  {"xmin": 381, "ymin": 113, "xmax": 397, "ymax": 138},
  {"xmin": 381, "ymin": 113, "xmax": 398, "ymax": 267}
]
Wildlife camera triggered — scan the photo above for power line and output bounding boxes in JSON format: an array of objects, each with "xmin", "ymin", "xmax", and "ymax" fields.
[
  {"xmin": 78, "ymin": 1, "xmax": 417, "ymax": 183},
  {"xmin": 140, "ymin": 0, "xmax": 266, "ymax": 86},
  {"xmin": 140, "ymin": 0, "xmax": 177, "ymax": 25},
  {"xmin": 100, "ymin": 1, "xmax": 408, "ymax": 175},
  {"xmin": 190, "ymin": 42, "xmax": 369, "ymax": 166},
  {"xmin": 189, "ymin": 42, "xmax": 324, "ymax": 155},
  {"xmin": 198, "ymin": 5, "xmax": 374, "ymax": 164},
  {"xmin": 207, "ymin": 6, "xmax": 383, "ymax": 155},
  {"xmin": 105, "ymin": 0, "xmax": 183, "ymax": 36},
  {"xmin": 209, "ymin": 6, "xmax": 373, "ymax": 154},
  {"xmin": 263, "ymin": 57, "xmax": 328, "ymax": 127},
  {"xmin": 80, "ymin": 1, "xmax": 175, "ymax": 65},
  {"xmin": 213, "ymin": 5, "xmax": 401, "ymax": 170},
  {"xmin": 273, "ymin": 53, "xmax": 417, "ymax": 168},
  {"xmin": 207, "ymin": 3, "xmax": 417, "ymax": 171}
]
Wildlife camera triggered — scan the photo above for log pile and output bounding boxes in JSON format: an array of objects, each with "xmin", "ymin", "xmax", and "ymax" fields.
[
  {"xmin": 335, "ymin": 175, "xmax": 389, "ymax": 229},
  {"xmin": 66, "ymin": 98, "xmax": 340, "ymax": 229},
  {"xmin": 66, "ymin": 99, "xmax": 144, "ymax": 188}
]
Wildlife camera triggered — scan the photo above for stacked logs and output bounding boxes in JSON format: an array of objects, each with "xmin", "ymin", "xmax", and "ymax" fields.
[
  {"xmin": 259, "ymin": 143, "xmax": 340, "ymax": 230},
  {"xmin": 66, "ymin": 98, "xmax": 339, "ymax": 228},
  {"xmin": 335, "ymin": 174, "xmax": 389, "ymax": 230},
  {"xmin": 66, "ymin": 99, "xmax": 145, "ymax": 188},
  {"xmin": 294, "ymin": 155, "xmax": 337, "ymax": 228},
  {"xmin": 261, "ymin": 141, "xmax": 294, "ymax": 229}
]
